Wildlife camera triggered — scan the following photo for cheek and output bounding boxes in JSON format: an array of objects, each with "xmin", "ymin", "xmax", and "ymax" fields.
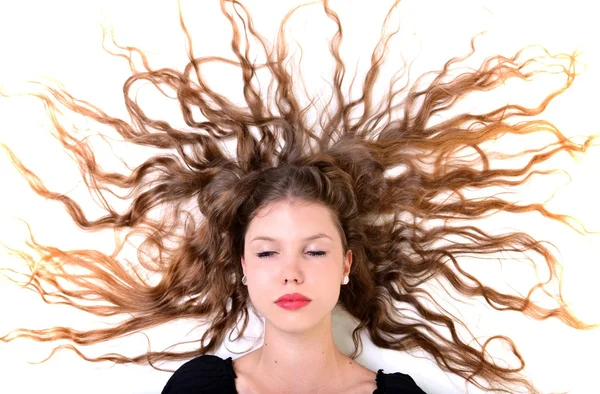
[{"xmin": 245, "ymin": 267, "xmax": 275, "ymax": 298}]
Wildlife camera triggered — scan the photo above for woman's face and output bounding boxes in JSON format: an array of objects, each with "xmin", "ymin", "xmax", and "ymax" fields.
[{"xmin": 241, "ymin": 199, "xmax": 352, "ymax": 333}]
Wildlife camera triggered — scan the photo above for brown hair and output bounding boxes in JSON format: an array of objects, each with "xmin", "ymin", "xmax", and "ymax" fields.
[{"xmin": 1, "ymin": 1, "xmax": 596, "ymax": 393}]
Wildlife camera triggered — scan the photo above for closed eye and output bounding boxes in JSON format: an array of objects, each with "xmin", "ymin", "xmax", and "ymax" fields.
[
  {"xmin": 307, "ymin": 250, "xmax": 326, "ymax": 257},
  {"xmin": 257, "ymin": 251, "xmax": 276, "ymax": 258},
  {"xmin": 256, "ymin": 251, "xmax": 327, "ymax": 258}
]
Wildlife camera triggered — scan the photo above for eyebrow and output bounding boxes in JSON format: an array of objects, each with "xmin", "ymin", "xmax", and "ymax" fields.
[{"xmin": 250, "ymin": 233, "xmax": 333, "ymax": 243}]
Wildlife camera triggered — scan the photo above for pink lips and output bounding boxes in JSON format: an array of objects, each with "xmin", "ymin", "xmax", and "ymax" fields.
[
  {"xmin": 276, "ymin": 299, "xmax": 311, "ymax": 310},
  {"xmin": 275, "ymin": 293, "xmax": 311, "ymax": 310}
]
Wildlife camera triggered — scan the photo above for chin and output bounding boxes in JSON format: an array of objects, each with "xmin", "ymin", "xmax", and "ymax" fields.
[{"xmin": 267, "ymin": 305, "xmax": 333, "ymax": 330}]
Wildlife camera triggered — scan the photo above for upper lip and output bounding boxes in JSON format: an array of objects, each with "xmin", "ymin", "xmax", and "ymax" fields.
[{"xmin": 275, "ymin": 293, "xmax": 311, "ymax": 303}]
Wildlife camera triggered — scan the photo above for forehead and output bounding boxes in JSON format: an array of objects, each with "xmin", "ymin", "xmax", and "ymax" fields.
[{"xmin": 246, "ymin": 200, "xmax": 337, "ymax": 237}]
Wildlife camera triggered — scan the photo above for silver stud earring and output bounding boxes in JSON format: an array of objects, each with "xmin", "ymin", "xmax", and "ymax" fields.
[
  {"xmin": 342, "ymin": 275, "xmax": 349, "ymax": 285},
  {"xmin": 242, "ymin": 275, "xmax": 247, "ymax": 285}
]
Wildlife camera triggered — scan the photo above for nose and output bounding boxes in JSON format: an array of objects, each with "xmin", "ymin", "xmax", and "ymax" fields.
[{"xmin": 281, "ymin": 252, "xmax": 304, "ymax": 284}]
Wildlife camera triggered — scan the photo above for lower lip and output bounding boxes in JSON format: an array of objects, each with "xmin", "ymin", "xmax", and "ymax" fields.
[{"xmin": 276, "ymin": 300, "xmax": 311, "ymax": 310}]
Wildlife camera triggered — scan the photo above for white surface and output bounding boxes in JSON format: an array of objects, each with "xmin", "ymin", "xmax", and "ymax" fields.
[{"xmin": 0, "ymin": 1, "xmax": 599, "ymax": 393}]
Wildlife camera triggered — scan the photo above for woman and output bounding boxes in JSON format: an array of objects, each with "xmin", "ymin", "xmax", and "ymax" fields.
[
  {"xmin": 162, "ymin": 196, "xmax": 426, "ymax": 393},
  {"xmin": 0, "ymin": 0, "xmax": 597, "ymax": 393}
]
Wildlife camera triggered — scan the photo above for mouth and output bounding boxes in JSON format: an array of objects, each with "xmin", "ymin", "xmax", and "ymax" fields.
[
  {"xmin": 274, "ymin": 293, "xmax": 312, "ymax": 310},
  {"xmin": 275, "ymin": 299, "xmax": 311, "ymax": 310},
  {"xmin": 274, "ymin": 293, "xmax": 311, "ymax": 303}
]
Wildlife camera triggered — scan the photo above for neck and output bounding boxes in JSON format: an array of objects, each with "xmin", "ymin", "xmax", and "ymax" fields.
[{"xmin": 252, "ymin": 313, "xmax": 348, "ymax": 392}]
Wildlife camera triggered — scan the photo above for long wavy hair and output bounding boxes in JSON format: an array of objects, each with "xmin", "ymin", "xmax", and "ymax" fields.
[{"xmin": 1, "ymin": 1, "xmax": 596, "ymax": 393}]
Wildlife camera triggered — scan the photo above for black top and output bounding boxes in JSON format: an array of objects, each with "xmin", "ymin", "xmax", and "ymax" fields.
[{"xmin": 161, "ymin": 354, "xmax": 426, "ymax": 393}]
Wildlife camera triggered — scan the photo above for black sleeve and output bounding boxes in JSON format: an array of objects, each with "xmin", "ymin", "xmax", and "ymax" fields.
[
  {"xmin": 379, "ymin": 371, "xmax": 427, "ymax": 394},
  {"xmin": 161, "ymin": 355, "xmax": 236, "ymax": 394}
]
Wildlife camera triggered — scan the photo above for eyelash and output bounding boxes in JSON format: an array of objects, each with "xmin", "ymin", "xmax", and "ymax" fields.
[{"xmin": 256, "ymin": 251, "xmax": 326, "ymax": 258}]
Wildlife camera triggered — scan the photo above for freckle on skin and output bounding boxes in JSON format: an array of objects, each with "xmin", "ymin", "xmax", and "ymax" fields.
[{"xmin": 274, "ymin": 360, "xmax": 277, "ymax": 363}]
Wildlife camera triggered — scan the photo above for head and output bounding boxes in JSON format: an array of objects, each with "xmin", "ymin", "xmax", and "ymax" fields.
[
  {"xmin": 241, "ymin": 198, "xmax": 352, "ymax": 332},
  {"xmin": 229, "ymin": 163, "xmax": 361, "ymax": 331}
]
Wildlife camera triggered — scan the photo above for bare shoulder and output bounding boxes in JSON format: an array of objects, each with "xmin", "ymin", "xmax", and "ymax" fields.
[
  {"xmin": 231, "ymin": 351, "xmax": 255, "ymax": 372},
  {"xmin": 346, "ymin": 361, "xmax": 378, "ymax": 394},
  {"xmin": 231, "ymin": 352, "xmax": 258, "ymax": 394}
]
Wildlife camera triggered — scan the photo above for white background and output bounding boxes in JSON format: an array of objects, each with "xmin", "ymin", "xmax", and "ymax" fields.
[{"xmin": 0, "ymin": 0, "xmax": 599, "ymax": 393}]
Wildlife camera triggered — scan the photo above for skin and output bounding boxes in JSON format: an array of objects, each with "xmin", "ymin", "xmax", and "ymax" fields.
[{"xmin": 236, "ymin": 199, "xmax": 376, "ymax": 393}]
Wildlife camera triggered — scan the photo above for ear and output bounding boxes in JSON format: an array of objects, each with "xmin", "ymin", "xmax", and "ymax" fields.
[
  {"xmin": 343, "ymin": 249, "xmax": 352, "ymax": 276},
  {"xmin": 241, "ymin": 256, "xmax": 246, "ymax": 275}
]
